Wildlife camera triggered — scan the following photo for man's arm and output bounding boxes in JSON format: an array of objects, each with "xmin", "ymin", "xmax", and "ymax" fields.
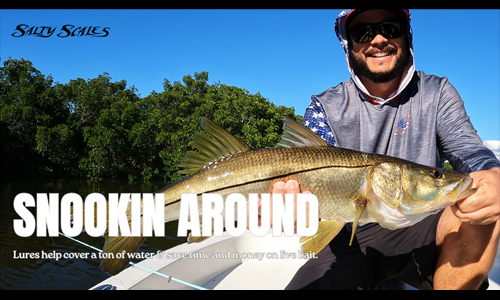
[
  {"xmin": 436, "ymin": 80, "xmax": 500, "ymax": 173},
  {"xmin": 436, "ymin": 80, "xmax": 500, "ymax": 225}
]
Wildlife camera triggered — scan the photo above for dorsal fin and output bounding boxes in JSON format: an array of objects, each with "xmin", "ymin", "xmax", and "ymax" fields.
[
  {"xmin": 276, "ymin": 116, "xmax": 329, "ymax": 148},
  {"xmin": 178, "ymin": 117, "xmax": 251, "ymax": 174}
]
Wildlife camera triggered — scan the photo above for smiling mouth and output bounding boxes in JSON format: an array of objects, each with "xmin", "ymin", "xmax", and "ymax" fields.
[{"xmin": 369, "ymin": 51, "xmax": 392, "ymax": 58}]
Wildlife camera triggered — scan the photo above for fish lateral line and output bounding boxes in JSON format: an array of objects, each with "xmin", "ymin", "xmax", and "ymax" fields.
[{"xmin": 162, "ymin": 164, "xmax": 375, "ymax": 209}]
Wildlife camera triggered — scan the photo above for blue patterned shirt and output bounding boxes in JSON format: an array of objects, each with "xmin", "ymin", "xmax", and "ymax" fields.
[{"xmin": 303, "ymin": 97, "xmax": 336, "ymax": 146}]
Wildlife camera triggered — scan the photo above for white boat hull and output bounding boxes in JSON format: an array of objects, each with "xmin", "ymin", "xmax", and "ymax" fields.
[
  {"xmin": 90, "ymin": 231, "xmax": 308, "ymax": 290},
  {"xmin": 90, "ymin": 230, "xmax": 500, "ymax": 290}
]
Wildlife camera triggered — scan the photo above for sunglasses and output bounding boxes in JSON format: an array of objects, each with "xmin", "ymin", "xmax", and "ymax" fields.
[{"xmin": 348, "ymin": 20, "xmax": 404, "ymax": 43}]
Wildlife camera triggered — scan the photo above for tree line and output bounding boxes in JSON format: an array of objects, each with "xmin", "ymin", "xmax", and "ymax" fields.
[{"xmin": 0, "ymin": 58, "xmax": 302, "ymax": 182}]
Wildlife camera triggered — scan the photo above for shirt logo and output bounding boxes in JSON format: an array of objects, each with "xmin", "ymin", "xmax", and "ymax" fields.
[{"xmin": 394, "ymin": 114, "xmax": 410, "ymax": 136}]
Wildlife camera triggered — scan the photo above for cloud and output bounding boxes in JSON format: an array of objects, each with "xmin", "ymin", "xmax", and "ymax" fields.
[{"xmin": 483, "ymin": 140, "xmax": 500, "ymax": 161}]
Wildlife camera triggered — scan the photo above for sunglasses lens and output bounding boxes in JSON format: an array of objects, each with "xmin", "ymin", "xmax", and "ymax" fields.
[
  {"xmin": 349, "ymin": 21, "xmax": 403, "ymax": 43},
  {"xmin": 380, "ymin": 21, "xmax": 403, "ymax": 39},
  {"xmin": 350, "ymin": 24, "xmax": 374, "ymax": 43}
]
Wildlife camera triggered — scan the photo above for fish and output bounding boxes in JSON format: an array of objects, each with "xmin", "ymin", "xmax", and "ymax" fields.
[{"xmin": 82, "ymin": 116, "xmax": 476, "ymax": 275}]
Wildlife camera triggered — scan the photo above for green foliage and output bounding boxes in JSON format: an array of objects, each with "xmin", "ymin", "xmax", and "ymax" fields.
[
  {"xmin": 0, "ymin": 58, "xmax": 74, "ymax": 178},
  {"xmin": 0, "ymin": 59, "xmax": 302, "ymax": 182}
]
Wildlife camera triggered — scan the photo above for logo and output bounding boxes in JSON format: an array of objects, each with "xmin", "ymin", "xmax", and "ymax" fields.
[
  {"xmin": 11, "ymin": 24, "xmax": 110, "ymax": 38},
  {"xmin": 394, "ymin": 114, "xmax": 410, "ymax": 136}
]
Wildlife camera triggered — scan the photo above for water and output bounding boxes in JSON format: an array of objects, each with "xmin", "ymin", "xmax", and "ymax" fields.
[
  {"xmin": 0, "ymin": 178, "xmax": 185, "ymax": 290},
  {"xmin": 1, "ymin": 178, "xmax": 499, "ymax": 290}
]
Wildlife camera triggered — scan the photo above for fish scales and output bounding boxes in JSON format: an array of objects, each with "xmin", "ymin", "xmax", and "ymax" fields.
[
  {"xmin": 161, "ymin": 146, "xmax": 379, "ymax": 223},
  {"xmin": 161, "ymin": 146, "xmax": 380, "ymax": 201}
]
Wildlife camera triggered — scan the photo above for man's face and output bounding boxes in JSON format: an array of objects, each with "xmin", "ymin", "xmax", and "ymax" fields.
[{"xmin": 348, "ymin": 9, "xmax": 410, "ymax": 84}]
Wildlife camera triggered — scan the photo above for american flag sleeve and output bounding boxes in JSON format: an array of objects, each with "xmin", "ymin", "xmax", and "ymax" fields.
[{"xmin": 303, "ymin": 97, "xmax": 336, "ymax": 146}]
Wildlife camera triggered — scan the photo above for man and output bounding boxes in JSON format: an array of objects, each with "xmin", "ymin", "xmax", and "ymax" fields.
[{"xmin": 277, "ymin": 9, "xmax": 500, "ymax": 290}]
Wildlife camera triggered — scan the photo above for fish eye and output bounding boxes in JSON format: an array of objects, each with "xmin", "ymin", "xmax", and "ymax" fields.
[{"xmin": 430, "ymin": 169, "xmax": 443, "ymax": 179}]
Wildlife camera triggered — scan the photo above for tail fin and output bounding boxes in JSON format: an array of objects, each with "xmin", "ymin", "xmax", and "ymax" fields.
[
  {"xmin": 75, "ymin": 197, "xmax": 146, "ymax": 275},
  {"xmin": 100, "ymin": 235, "xmax": 147, "ymax": 275}
]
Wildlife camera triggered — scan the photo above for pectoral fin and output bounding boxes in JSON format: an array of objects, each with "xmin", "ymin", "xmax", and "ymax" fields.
[
  {"xmin": 350, "ymin": 199, "xmax": 367, "ymax": 246},
  {"xmin": 299, "ymin": 218, "xmax": 346, "ymax": 255}
]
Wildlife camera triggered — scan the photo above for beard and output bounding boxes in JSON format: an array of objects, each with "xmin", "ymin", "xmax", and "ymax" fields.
[{"xmin": 350, "ymin": 46, "xmax": 411, "ymax": 84}]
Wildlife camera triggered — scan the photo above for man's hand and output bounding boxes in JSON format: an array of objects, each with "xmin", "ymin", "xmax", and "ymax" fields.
[
  {"xmin": 273, "ymin": 180, "xmax": 313, "ymax": 232},
  {"xmin": 451, "ymin": 167, "xmax": 500, "ymax": 226},
  {"xmin": 246, "ymin": 179, "xmax": 313, "ymax": 232}
]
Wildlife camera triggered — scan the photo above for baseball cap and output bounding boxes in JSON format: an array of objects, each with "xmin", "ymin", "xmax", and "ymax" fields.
[{"xmin": 344, "ymin": 9, "xmax": 409, "ymax": 28}]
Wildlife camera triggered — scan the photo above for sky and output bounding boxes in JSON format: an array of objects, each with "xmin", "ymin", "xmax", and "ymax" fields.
[{"xmin": 1, "ymin": 9, "xmax": 499, "ymax": 158}]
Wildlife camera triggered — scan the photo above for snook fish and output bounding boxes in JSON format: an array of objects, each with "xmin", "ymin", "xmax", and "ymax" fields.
[{"xmin": 84, "ymin": 117, "xmax": 476, "ymax": 275}]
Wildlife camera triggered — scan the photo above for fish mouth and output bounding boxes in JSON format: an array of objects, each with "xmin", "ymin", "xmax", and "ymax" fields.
[{"xmin": 457, "ymin": 175, "xmax": 476, "ymax": 200}]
